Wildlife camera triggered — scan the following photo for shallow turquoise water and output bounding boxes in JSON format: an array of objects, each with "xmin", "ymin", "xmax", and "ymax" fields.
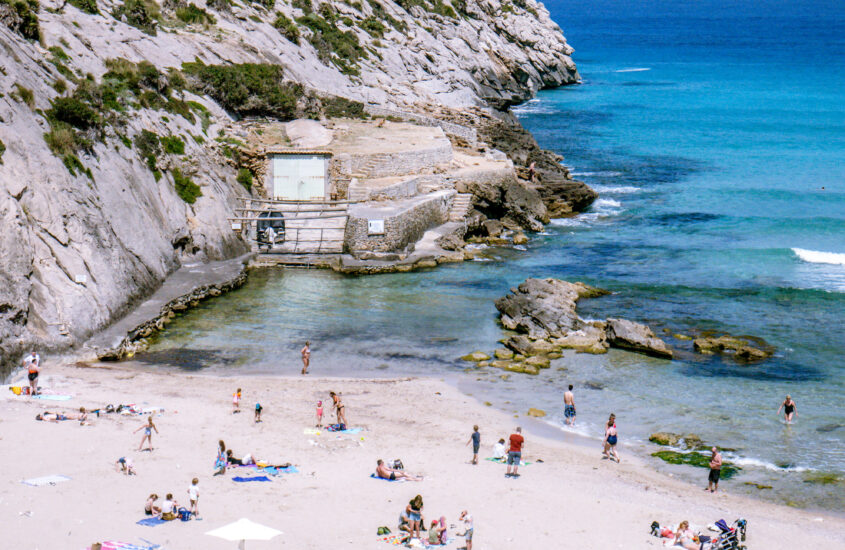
[{"xmin": 142, "ymin": 0, "xmax": 845, "ymax": 508}]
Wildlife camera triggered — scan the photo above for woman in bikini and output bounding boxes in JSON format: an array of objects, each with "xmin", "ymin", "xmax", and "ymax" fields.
[
  {"xmin": 406, "ymin": 495, "xmax": 424, "ymax": 541},
  {"xmin": 134, "ymin": 415, "xmax": 158, "ymax": 451},
  {"xmin": 602, "ymin": 414, "xmax": 620, "ymax": 462},
  {"xmin": 673, "ymin": 520, "xmax": 698, "ymax": 550},
  {"xmin": 329, "ymin": 391, "xmax": 348, "ymax": 426},
  {"xmin": 777, "ymin": 395, "xmax": 797, "ymax": 424}
]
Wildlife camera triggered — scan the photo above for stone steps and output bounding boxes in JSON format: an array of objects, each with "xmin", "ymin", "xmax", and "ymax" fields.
[{"xmin": 448, "ymin": 193, "xmax": 473, "ymax": 222}]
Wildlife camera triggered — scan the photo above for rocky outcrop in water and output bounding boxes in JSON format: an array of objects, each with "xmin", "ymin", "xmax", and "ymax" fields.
[
  {"xmin": 491, "ymin": 277, "xmax": 673, "ymax": 362},
  {"xmin": 693, "ymin": 334, "xmax": 773, "ymax": 363}
]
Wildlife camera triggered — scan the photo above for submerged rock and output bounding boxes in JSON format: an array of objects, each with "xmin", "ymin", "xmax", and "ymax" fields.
[
  {"xmin": 494, "ymin": 348, "xmax": 514, "ymax": 360},
  {"xmin": 461, "ymin": 351, "xmax": 490, "ymax": 362},
  {"xmin": 693, "ymin": 335, "xmax": 773, "ymax": 363},
  {"xmin": 649, "ymin": 432, "xmax": 681, "ymax": 447},
  {"xmin": 524, "ymin": 355, "xmax": 551, "ymax": 369},
  {"xmin": 606, "ymin": 318, "xmax": 673, "ymax": 359},
  {"xmin": 527, "ymin": 407, "xmax": 546, "ymax": 417}
]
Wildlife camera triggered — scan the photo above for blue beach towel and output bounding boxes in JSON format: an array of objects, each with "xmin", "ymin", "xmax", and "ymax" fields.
[
  {"xmin": 33, "ymin": 394, "xmax": 73, "ymax": 401},
  {"xmin": 370, "ymin": 473, "xmax": 404, "ymax": 482},
  {"xmin": 339, "ymin": 427, "xmax": 363, "ymax": 434},
  {"xmin": 136, "ymin": 517, "xmax": 167, "ymax": 527},
  {"xmin": 232, "ymin": 475, "xmax": 272, "ymax": 482}
]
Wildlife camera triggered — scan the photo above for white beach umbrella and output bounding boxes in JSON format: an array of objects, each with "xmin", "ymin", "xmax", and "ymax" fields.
[{"xmin": 205, "ymin": 518, "xmax": 283, "ymax": 549}]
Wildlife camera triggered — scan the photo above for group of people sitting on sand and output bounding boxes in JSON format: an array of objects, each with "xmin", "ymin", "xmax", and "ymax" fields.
[
  {"xmin": 143, "ymin": 478, "xmax": 201, "ymax": 521},
  {"xmin": 395, "ymin": 499, "xmax": 474, "ymax": 549}
]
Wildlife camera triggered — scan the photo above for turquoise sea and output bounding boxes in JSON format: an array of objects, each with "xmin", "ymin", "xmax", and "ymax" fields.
[{"xmin": 140, "ymin": 0, "xmax": 845, "ymax": 508}]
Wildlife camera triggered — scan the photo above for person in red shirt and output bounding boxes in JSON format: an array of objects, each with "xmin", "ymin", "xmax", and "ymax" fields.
[{"xmin": 506, "ymin": 427, "xmax": 524, "ymax": 478}]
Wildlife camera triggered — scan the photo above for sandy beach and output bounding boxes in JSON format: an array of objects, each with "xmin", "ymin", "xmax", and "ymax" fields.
[{"xmin": 2, "ymin": 361, "xmax": 844, "ymax": 550}]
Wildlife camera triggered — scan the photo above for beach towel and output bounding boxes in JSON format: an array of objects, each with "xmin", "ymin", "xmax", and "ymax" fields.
[
  {"xmin": 303, "ymin": 428, "xmax": 321, "ymax": 435},
  {"xmin": 32, "ymin": 394, "xmax": 73, "ymax": 401},
  {"xmin": 21, "ymin": 474, "xmax": 71, "ymax": 486},
  {"xmin": 91, "ymin": 541, "xmax": 160, "ymax": 550},
  {"xmin": 370, "ymin": 473, "xmax": 405, "ymax": 483},
  {"xmin": 264, "ymin": 465, "xmax": 299, "ymax": 475},
  {"xmin": 232, "ymin": 475, "xmax": 272, "ymax": 482},
  {"xmin": 485, "ymin": 457, "xmax": 531, "ymax": 466},
  {"xmin": 136, "ymin": 517, "xmax": 167, "ymax": 527},
  {"xmin": 378, "ymin": 534, "xmax": 405, "ymax": 545}
]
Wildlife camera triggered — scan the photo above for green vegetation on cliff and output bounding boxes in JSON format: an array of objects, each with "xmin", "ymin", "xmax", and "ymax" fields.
[
  {"xmin": 172, "ymin": 167, "xmax": 202, "ymax": 203},
  {"xmin": 68, "ymin": 0, "xmax": 99, "ymax": 14},
  {"xmin": 175, "ymin": 3, "xmax": 215, "ymax": 25},
  {"xmin": 297, "ymin": 6, "xmax": 367, "ymax": 76},
  {"xmin": 273, "ymin": 12, "xmax": 300, "ymax": 43},
  {"xmin": 0, "ymin": 138, "xmax": 6, "ymax": 164},
  {"xmin": 112, "ymin": 0, "xmax": 161, "ymax": 35},
  {"xmin": 0, "ymin": 0, "xmax": 40, "ymax": 41},
  {"xmin": 182, "ymin": 62, "xmax": 302, "ymax": 119}
]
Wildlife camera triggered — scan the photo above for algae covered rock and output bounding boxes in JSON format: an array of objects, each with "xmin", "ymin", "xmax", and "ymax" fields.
[
  {"xmin": 693, "ymin": 335, "xmax": 773, "ymax": 363},
  {"xmin": 652, "ymin": 450, "xmax": 741, "ymax": 479},
  {"xmin": 461, "ymin": 351, "xmax": 490, "ymax": 362},
  {"xmin": 649, "ymin": 432, "xmax": 681, "ymax": 446},
  {"xmin": 524, "ymin": 355, "xmax": 550, "ymax": 369},
  {"xmin": 494, "ymin": 348, "xmax": 514, "ymax": 360},
  {"xmin": 527, "ymin": 407, "xmax": 546, "ymax": 417},
  {"xmin": 512, "ymin": 231, "xmax": 528, "ymax": 245}
]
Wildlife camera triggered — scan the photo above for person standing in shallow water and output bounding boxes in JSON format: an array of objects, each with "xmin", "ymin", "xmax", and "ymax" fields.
[
  {"xmin": 563, "ymin": 384, "xmax": 576, "ymax": 426},
  {"xmin": 777, "ymin": 394, "xmax": 797, "ymax": 424},
  {"xmin": 301, "ymin": 341, "xmax": 311, "ymax": 375}
]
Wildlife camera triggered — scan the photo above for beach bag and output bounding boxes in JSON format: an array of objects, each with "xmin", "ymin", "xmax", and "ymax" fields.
[
  {"xmin": 650, "ymin": 521, "xmax": 660, "ymax": 536},
  {"xmin": 393, "ymin": 459, "xmax": 404, "ymax": 470},
  {"xmin": 178, "ymin": 507, "xmax": 192, "ymax": 521}
]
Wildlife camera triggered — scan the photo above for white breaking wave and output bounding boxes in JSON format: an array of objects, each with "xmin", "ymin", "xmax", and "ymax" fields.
[
  {"xmin": 792, "ymin": 248, "xmax": 845, "ymax": 266},
  {"xmin": 726, "ymin": 455, "xmax": 813, "ymax": 473},
  {"xmin": 594, "ymin": 198, "xmax": 622, "ymax": 208},
  {"xmin": 570, "ymin": 171, "xmax": 624, "ymax": 177},
  {"xmin": 592, "ymin": 185, "xmax": 642, "ymax": 194},
  {"xmin": 616, "ymin": 67, "xmax": 651, "ymax": 73}
]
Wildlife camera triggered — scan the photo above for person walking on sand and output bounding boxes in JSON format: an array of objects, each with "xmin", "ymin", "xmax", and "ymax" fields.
[
  {"xmin": 134, "ymin": 415, "xmax": 158, "ymax": 451},
  {"xmin": 602, "ymin": 414, "xmax": 619, "ymax": 462},
  {"xmin": 301, "ymin": 341, "xmax": 311, "ymax": 375},
  {"xmin": 777, "ymin": 394, "xmax": 797, "ymax": 424},
  {"xmin": 214, "ymin": 440, "xmax": 227, "ymax": 476},
  {"xmin": 232, "ymin": 388, "xmax": 242, "ymax": 414},
  {"xmin": 466, "ymin": 425, "xmax": 481, "ymax": 465},
  {"xmin": 330, "ymin": 391, "xmax": 347, "ymax": 426},
  {"xmin": 459, "ymin": 510, "xmax": 474, "ymax": 550},
  {"xmin": 707, "ymin": 446, "xmax": 722, "ymax": 493},
  {"xmin": 506, "ymin": 427, "xmax": 524, "ymax": 478},
  {"xmin": 563, "ymin": 384, "xmax": 576, "ymax": 426},
  {"xmin": 24, "ymin": 350, "xmax": 40, "ymax": 396}
]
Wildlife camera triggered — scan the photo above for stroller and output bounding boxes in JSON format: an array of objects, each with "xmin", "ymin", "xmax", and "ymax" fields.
[{"xmin": 709, "ymin": 518, "xmax": 747, "ymax": 550}]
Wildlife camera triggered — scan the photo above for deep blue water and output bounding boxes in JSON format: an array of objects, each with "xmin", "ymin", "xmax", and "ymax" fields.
[{"xmin": 140, "ymin": 0, "xmax": 845, "ymax": 508}]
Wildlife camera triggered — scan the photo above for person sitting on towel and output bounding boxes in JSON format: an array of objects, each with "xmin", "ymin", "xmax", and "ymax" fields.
[
  {"xmin": 376, "ymin": 459, "xmax": 422, "ymax": 481},
  {"xmin": 160, "ymin": 493, "xmax": 179, "ymax": 521},
  {"xmin": 492, "ymin": 438, "xmax": 507, "ymax": 460}
]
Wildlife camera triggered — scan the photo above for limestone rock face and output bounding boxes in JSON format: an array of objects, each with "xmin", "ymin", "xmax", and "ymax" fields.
[
  {"xmin": 0, "ymin": 0, "xmax": 585, "ymax": 375},
  {"xmin": 606, "ymin": 318, "xmax": 674, "ymax": 359}
]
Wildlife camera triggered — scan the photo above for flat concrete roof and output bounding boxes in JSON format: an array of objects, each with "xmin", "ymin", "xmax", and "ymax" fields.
[{"xmin": 327, "ymin": 120, "xmax": 449, "ymax": 155}]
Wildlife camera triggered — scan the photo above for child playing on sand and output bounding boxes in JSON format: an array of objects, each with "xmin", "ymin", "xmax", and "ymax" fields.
[
  {"xmin": 232, "ymin": 388, "xmax": 242, "ymax": 414},
  {"xmin": 115, "ymin": 457, "xmax": 135, "ymax": 475},
  {"xmin": 316, "ymin": 400, "xmax": 323, "ymax": 427},
  {"xmin": 134, "ymin": 415, "xmax": 158, "ymax": 452},
  {"xmin": 254, "ymin": 402, "xmax": 262, "ymax": 423},
  {"xmin": 459, "ymin": 510, "xmax": 473, "ymax": 550},
  {"xmin": 466, "ymin": 425, "xmax": 481, "ymax": 465},
  {"xmin": 188, "ymin": 478, "xmax": 200, "ymax": 519}
]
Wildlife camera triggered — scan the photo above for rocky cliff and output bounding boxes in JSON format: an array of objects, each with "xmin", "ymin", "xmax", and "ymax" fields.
[{"xmin": 0, "ymin": 0, "xmax": 584, "ymax": 376}]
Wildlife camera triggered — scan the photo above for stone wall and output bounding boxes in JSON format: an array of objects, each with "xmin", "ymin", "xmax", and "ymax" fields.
[
  {"xmin": 345, "ymin": 191, "xmax": 454, "ymax": 255},
  {"xmin": 335, "ymin": 143, "xmax": 453, "ymax": 179}
]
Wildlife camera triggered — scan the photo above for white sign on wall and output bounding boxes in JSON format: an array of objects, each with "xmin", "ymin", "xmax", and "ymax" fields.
[{"xmin": 368, "ymin": 219, "xmax": 385, "ymax": 235}]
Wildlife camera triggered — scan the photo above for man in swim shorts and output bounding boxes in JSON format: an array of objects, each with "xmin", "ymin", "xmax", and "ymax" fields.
[
  {"xmin": 506, "ymin": 427, "xmax": 524, "ymax": 478},
  {"xmin": 24, "ymin": 350, "xmax": 40, "ymax": 396},
  {"xmin": 564, "ymin": 384, "xmax": 576, "ymax": 426},
  {"xmin": 707, "ymin": 447, "xmax": 722, "ymax": 493}
]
